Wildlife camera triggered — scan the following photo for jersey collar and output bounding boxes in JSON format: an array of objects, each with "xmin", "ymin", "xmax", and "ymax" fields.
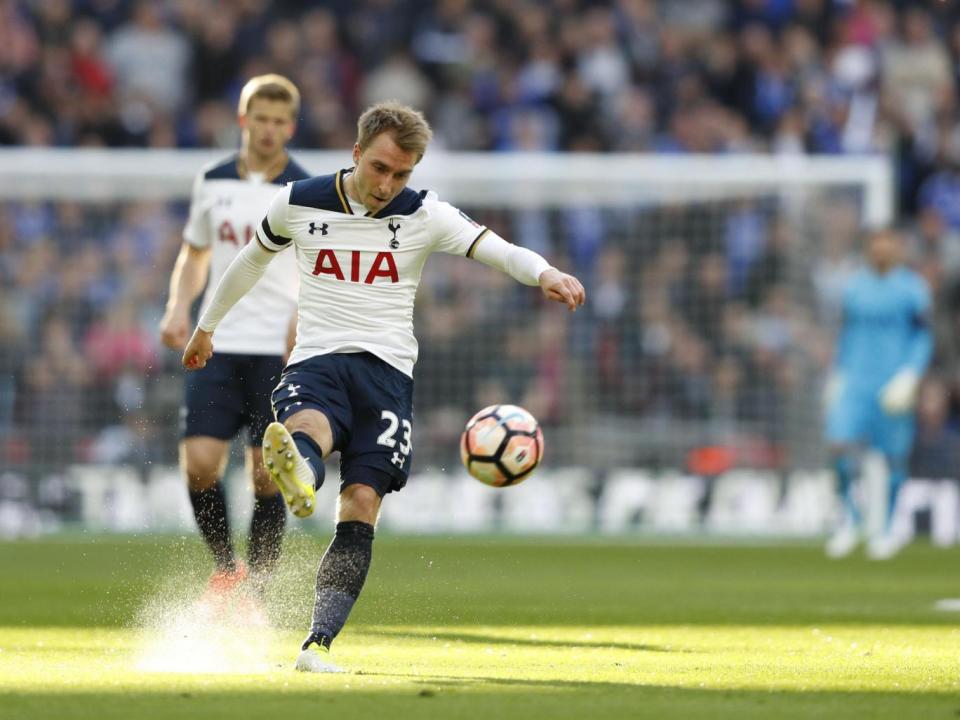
[
  {"xmin": 334, "ymin": 168, "xmax": 354, "ymax": 214},
  {"xmin": 335, "ymin": 167, "xmax": 425, "ymax": 218}
]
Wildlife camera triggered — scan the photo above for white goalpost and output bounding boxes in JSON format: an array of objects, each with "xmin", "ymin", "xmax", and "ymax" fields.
[{"xmin": 1, "ymin": 149, "xmax": 892, "ymax": 226}]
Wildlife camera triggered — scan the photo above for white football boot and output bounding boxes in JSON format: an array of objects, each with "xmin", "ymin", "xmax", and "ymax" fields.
[
  {"xmin": 825, "ymin": 523, "xmax": 860, "ymax": 559},
  {"xmin": 295, "ymin": 637, "xmax": 344, "ymax": 673},
  {"xmin": 866, "ymin": 532, "xmax": 906, "ymax": 561}
]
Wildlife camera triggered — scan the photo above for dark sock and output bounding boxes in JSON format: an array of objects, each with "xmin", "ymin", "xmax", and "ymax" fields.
[
  {"xmin": 188, "ymin": 484, "xmax": 235, "ymax": 571},
  {"xmin": 309, "ymin": 521, "xmax": 375, "ymax": 645},
  {"xmin": 301, "ymin": 633, "xmax": 332, "ymax": 651},
  {"xmin": 248, "ymin": 492, "xmax": 287, "ymax": 579},
  {"xmin": 292, "ymin": 431, "xmax": 326, "ymax": 489}
]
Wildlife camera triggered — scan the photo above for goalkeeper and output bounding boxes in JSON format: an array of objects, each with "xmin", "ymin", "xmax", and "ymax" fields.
[{"xmin": 824, "ymin": 228, "xmax": 932, "ymax": 560}]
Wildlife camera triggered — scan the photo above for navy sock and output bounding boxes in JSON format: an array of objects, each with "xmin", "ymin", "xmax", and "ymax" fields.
[
  {"xmin": 292, "ymin": 431, "xmax": 326, "ymax": 489},
  {"xmin": 309, "ymin": 521, "xmax": 375, "ymax": 645},
  {"xmin": 188, "ymin": 484, "xmax": 235, "ymax": 571},
  {"xmin": 248, "ymin": 492, "xmax": 286, "ymax": 579}
]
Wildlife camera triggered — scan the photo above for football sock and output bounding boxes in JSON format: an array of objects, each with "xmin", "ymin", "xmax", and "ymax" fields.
[
  {"xmin": 292, "ymin": 431, "xmax": 326, "ymax": 489},
  {"xmin": 309, "ymin": 521, "xmax": 374, "ymax": 644},
  {"xmin": 248, "ymin": 492, "xmax": 286, "ymax": 579},
  {"xmin": 885, "ymin": 455, "xmax": 908, "ymax": 531},
  {"xmin": 833, "ymin": 454, "xmax": 860, "ymax": 525},
  {"xmin": 188, "ymin": 484, "xmax": 235, "ymax": 571}
]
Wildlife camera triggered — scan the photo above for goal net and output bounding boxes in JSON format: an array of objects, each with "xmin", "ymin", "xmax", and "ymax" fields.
[{"xmin": 0, "ymin": 149, "xmax": 894, "ymax": 535}]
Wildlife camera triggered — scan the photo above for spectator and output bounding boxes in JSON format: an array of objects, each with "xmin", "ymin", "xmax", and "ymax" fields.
[
  {"xmin": 105, "ymin": 1, "xmax": 191, "ymax": 136},
  {"xmin": 812, "ymin": 198, "xmax": 860, "ymax": 325},
  {"xmin": 19, "ymin": 317, "xmax": 93, "ymax": 465},
  {"xmin": 881, "ymin": 6, "xmax": 952, "ymax": 144},
  {"xmin": 83, "ymin": 302, "xmax": 158, "ymax": 381},
  {"xmin": 0, "ymin": 296, "xmax": 24, "ymax": 436}
]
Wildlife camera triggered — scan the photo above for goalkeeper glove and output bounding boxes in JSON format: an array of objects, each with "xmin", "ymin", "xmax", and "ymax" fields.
[{"xmin": 879, "ymin": 369, "xmax": 920, "ymax": 415}]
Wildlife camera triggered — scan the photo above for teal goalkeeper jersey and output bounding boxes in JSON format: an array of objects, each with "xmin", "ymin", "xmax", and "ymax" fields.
[{"xmin": 834, "ymin": 265, "xmax": 933, "ymax": 392}]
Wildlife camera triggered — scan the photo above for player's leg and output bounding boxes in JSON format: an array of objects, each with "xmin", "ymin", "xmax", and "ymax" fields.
[
  {"xmin": 882, "ymin": 413, "xmax": 915, "ymax": 528},
  {"xmin": 262, "ymin": 409, "xmax": 333, "ymax": 517},
  {"xmin": 296, "ymin": 483, "xmax": 382, "ymax": 673},
  {"xmin": 305, "ymin": 485, "xmax": 381, "ymax": 643},
  {"xmin": 825, "ymin": 444, "xmax": 862, "ymax": 558},
  {"xmin": 824, "ymin": 387, "xmax": 870, "ymax": 557},
  {"xmin": 182, "ymin": 437, "xmax": 241, "ymax": 580},
  {"xmin": 246, "ymin": 447, "xmax": 286, "ymax": 582},
  {"xmin": 830, "ymin": 445, "xmax": 861, "ymax": 525},
  {"xmin": 284, "ymin": 408, "xmax": 334, "ymax": 488},
  {"xmin": 242, "ymin": 356, "xmax": 291, "ymax": 585},
  {"xmin": 263, "ymin": 358, "xmax": 347, "ymax": 517},
  {"xmin": 867, "ymin": 411, "xmax": 915, "ymax": 560},
  {"xmin": 181, "ymin": 354, "xmax": 248, "ymax": 584},
  {"xmin": 297, "ymin": 353, "xmax": 413, "ymax": 673}
]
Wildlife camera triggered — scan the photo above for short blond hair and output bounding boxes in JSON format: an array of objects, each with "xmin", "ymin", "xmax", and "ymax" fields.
[
  {"xmin": 357, "ymin": 101, "xmax": 433, "ymax": 161},
  {"xmin": 237, "ymin": 74, "xmax": 300, "ymax": 118}
]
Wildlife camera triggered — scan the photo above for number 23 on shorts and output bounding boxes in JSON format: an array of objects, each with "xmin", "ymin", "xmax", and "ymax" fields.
[{"xmin": 376, "ymin": 410, "xmax": 412, "ymax": 457}]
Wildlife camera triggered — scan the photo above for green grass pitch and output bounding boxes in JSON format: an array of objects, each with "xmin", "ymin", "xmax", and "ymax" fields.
[{"xmin": 1, "ymin": 534, "xmax": 959, "ymax": 719}]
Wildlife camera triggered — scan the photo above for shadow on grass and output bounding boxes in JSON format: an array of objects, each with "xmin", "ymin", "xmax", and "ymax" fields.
[
  {"xmin": 366, "ymin": 627, "xmax": 696, "ymax": 653},
  {"xmin": 3, "ymin": 683, "xmax": 956, "ymax": 720}
]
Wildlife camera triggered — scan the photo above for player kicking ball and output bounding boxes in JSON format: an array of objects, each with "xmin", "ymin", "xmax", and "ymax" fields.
[
  {"xmin": 181, "ymin": 102, "xmax": 585, "ymax": 671},
  {"xmin": 160, "ymin": 75, "xmax": 309, "ymax": 598},
  {"xmin": 824, "ymin": 229, "xmax": 932, "ymax": 560}
]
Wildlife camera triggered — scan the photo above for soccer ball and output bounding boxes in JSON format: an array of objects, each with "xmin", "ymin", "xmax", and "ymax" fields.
[{"xmin": 459, "ymin": 404, "xmax": 544, "ymax": 487}]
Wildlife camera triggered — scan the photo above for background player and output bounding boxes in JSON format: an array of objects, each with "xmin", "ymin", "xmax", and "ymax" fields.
[
  {"xmin": 824, "ymin": 228, "xmax": 933, "ymax": 560},
  {"xmin": 159, "ymin": 75, "xmax": 309, "ymax": 593},
  {"xmin": 180, "ymin": 102, "xmax": 585, "ymax": 671}
]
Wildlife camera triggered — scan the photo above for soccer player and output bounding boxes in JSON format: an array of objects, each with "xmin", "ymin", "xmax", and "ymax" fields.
[
  {"xmin": 824, "ymin": 228, "xmax": 932, "ymax": 560},
  {"xmin": 159, "ymin": 75, "xmax": 310, "ymax": 594},
  {"xmin": 181, "ymin": 102, "xmax": 585, "ymax": 671}
]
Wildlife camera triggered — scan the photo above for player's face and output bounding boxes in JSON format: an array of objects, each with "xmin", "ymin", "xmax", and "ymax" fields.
[
  {"xmin": 867, "ymin": 230, "xmax": 901, "ymax": 271},
  {"xmin": 351, "ymin": 133, "xmax": 418, "ymax": 213},
  {"xmin": 240, "ymin": 98, "xmax": 296, "ymax": 161}
]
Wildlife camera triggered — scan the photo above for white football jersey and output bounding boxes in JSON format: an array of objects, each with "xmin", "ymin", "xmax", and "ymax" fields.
[
  {"xmin": 184, "ymin": 154, "xmax": 310, "ymax": 355},
  {"xmin": 256, "ymin": 168, "xmax": 490, "ymax": 376}
]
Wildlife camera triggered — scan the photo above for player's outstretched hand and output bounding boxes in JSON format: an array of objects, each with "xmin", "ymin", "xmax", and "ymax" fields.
[
  {"xmin": 159, "ymin": 306, "xmax": 190, "ymax": 350},
  {"xmin": 182, "ymin": 328, "xmax": 214, "ymax": 370},
  {"xmin": 539, "ymin": 268, "xmax": 586, "ymax": 311}
]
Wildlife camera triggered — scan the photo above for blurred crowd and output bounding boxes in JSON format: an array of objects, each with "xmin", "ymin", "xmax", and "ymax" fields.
[
  {"xmin": 5, "ymin": 192, "xmax": 960, "ymax": 474},
  {"xmin": 7, "ymin": 0, "xmax": 960, "ymax": 211},
  {"xmin": 4, "ymin": 0, "xmax": 960, "ymax": 476}
]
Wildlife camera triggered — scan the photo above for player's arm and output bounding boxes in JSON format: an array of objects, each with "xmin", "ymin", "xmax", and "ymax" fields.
[
  {"xmin": 824, "ymin": 286, "xmax": 855, "ymax": 412},
  {"xmin": 182, "ymin": 186, "xmax": 294, "ymax": 370},
  {"xmin": 471, "ymin": 231, "xmax": 585, "ymax": 311},
  {"xmin": 904, "ymin": 286, "xmax": 934, "ymax": 375},
  {"xmin": 833, "ymin": 307, "xmax": 852, "ymax": 372},
  {"xmin": 880, "ymin": 281, "xmax": 934, "ymax": 414},
  {"xmin": 181, "ymin": 241, "xmax": 277, "ymax": 369},
  {"xmin": 159, "ymin": 243, "xmax": 211, "ymax": 349},
  {"xmin": 431, "ymin": 201, "xmax": 585, "ymax": 310},
  {"xmin": 161, "ymin": 171, "xmax": 213, "ymax": 349},
  {"xmin": 284, "ymin": 313, "xmax": 297, "ymax": 363}
]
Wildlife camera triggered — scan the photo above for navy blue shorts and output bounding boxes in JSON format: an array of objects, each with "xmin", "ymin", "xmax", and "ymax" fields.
[
  {"xmin": 271, "ymin": 352, "xmax": 414, "ymax": 496},
  {"xmin": 181, "ymin": 353, "xmax": 284, "ymax": 446}
]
